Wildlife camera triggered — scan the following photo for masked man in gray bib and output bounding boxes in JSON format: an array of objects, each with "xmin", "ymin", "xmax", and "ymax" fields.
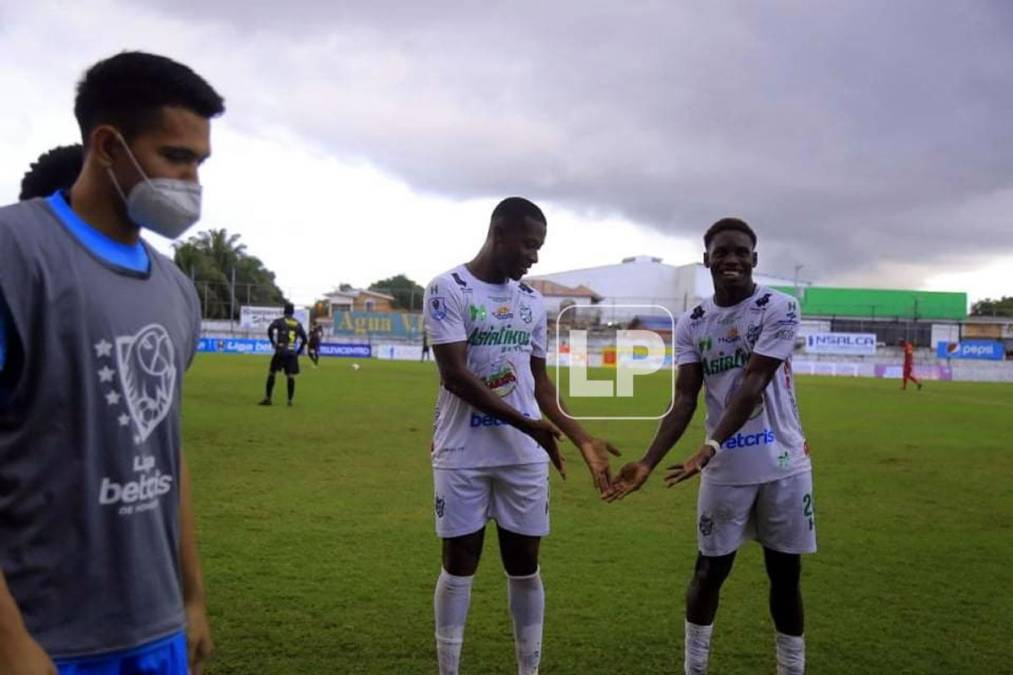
[{"xmin": 0, "ymin": 52, "xmax": 224, "ymax": 674}]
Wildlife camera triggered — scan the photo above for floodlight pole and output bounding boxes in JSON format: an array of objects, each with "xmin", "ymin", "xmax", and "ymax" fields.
[{"xmin": 793, "ymin": 265, "xmax": 804, "ymax": 300}]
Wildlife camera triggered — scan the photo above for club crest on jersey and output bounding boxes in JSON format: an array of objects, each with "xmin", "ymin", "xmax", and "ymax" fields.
[
  {"xmin": 699, "ymin": 514, "xmax": 714, "ymax": 536},
  {"xmin": 115, "ymin": 324, "xmax": 177, "ymax": 444},
  {"xmin": 429, "ymin": 296, "xmax": 448, "ymax": 321},
  {"xmin": 746, "ymin": 323, "xmax": 762, "ymax": 347},
  {"xmin": 519, "ymin": 304, "xmax": 532, "ymax": 324},
  {"xmin": 492, "ymin": 305, "xmax": 514, "ymax": 321}
]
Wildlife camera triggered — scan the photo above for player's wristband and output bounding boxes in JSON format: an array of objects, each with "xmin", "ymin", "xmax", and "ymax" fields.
[{"xmin": 704, "ymin": 439, "xmax": 722, "ymax": 454}]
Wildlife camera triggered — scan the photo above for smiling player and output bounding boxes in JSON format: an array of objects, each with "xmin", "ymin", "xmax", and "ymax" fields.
[{"xmin": 606, "ymin": 217, "xmax": 815, "ymax": 675}]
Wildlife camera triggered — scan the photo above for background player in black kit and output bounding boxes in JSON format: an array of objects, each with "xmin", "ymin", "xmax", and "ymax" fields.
[
  {"xmin": 307, "ymin": 322, "xmax": 323, "ymax": 367},
  {"xmin": 259, "ymin": 303, "xmax": 307, "ymax": 406},
  {"xmin": 420, "ymin": 328, "xmax": 431, "ymax": 362}
]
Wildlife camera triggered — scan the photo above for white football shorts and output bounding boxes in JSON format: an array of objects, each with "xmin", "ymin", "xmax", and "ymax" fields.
[
  {"xmin": 433, "ymin": 463, "xmax": 550, "ymax": 538},
  {"xmin": 696, "ymin": 470, "xmax": 816, "ymax": 557}
]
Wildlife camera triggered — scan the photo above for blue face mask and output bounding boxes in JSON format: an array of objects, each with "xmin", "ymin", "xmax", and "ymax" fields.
[{"xmin": 107, "ymin": 132, "xmax": 202, "ymax": 239}]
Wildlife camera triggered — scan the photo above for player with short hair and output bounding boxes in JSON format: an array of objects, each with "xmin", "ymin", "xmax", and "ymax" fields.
[
  {"xmin": 423, "ymin": 196, "xmax": 620, "ymax": 675},
  {"xmin": 901, "ymin": 339, "xmax": 923, "ymax": 390},
  {"xmin": 606, "ymin": 217, "xmax": 815, "ymax": 675},
  {"xmin": 19, "ymin": 144, "xmax": 85, "ymax": 201},
  {"xmin": 0, "ymin": 51, "xmax": 223, "ymax": 674},
  {"xmin": 259, "ymin": 303, "xmax": 307, "ymax": 406}
]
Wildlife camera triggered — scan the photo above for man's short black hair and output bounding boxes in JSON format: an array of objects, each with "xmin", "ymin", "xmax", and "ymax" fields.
[
  {"xmin": 19, "ymin": 144, "xmax": 83, "ymax": 200},
  {"xmin": 704, "ymin": 217, "xmax": 757, "ymax": 249},
  {"xmin": 284, "ymin": 302, "xmax": 295, "ymax": 316},
  {"xmin": 491, "ymin": 197, "xmax": 546, "ymax": 228},
  {"xmin": 74, "ymin": 51, "xmax": 225, "ymax": 145}
]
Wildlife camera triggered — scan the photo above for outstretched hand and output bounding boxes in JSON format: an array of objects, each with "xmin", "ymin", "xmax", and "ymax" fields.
[
  {"xmin": 663, "ymin": 445, "xmax": 716, "ymax": 487},
  {"xmin": 525, "ymin": 419, "xmax": 566, "ymax": 478},
  {"xmin": 577, "ymin": 437, "xmax": 621, "ymax": 494},
  {"xmin": 602, "ymin": 461, "xmax": 652, "ymax": 502}
]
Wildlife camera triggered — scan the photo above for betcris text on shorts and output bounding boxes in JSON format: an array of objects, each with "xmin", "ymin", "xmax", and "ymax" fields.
[{"xmin": 722, "ymin": 428, "xmax": 775, "ymax": 450}]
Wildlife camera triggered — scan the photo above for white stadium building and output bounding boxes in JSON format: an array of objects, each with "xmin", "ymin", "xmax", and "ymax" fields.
[{"xmin": 525, "ymin": 255, "xmax": 808, "ymax": 322}]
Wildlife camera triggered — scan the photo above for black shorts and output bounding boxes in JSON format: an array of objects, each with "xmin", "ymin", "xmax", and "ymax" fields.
[{"xmin": 270, "ymin": 350, "xmax": 300, "ymax": 375}]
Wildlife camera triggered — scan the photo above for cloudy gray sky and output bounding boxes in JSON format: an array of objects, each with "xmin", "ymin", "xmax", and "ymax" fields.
[{"xmin": 1, "ymin": 0, "xmax": 1011, "ymax": 303}]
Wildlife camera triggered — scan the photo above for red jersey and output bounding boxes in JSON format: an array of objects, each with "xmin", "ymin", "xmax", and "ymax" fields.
[{"xmin": 903, "ymin": 342, "xmax": 915, "ymax": 369}]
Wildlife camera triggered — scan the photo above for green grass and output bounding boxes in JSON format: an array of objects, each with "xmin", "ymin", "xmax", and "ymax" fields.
[{"xmin": 183, "ymin": 356, "xmax": 1013, "ymax": 673}]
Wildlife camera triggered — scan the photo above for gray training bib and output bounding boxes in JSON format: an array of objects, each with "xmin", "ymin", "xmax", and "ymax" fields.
[{"xmin": 0, "ymin": 197, "xmax": 200, "ymax": 658}]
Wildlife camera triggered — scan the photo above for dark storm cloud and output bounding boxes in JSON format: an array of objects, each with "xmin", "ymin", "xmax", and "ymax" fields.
[{"xmin": 133, "ymin": 0, "xmax": 1013, "ymax": 283}]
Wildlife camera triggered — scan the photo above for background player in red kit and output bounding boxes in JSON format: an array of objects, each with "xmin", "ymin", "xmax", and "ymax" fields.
[{"xmin": 901, "ymin": 340, "xmax": 923, "ymax": 390}]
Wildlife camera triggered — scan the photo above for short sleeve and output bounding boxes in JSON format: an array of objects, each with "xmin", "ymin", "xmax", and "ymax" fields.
[
  {"xmin": 751, "ymin": 294, "xmax": 800, "ymax": 361},
  {"xmin": 674, "ymin": 310, "xmax": 700, "ymax": 365},
  {"xmin": 530, "ymin": 297, "xmax": 547, "ymax": 358},
  {"xmin": 424, "ymin": 275, "xmax": 467, "ymax": 345}
]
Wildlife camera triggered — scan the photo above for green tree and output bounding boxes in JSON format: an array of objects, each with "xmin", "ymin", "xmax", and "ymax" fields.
[
  {"xmin": 173, "ymin": 228, "xmax": 286, "ymax": 319},
  {"xmin": 368, "ymin": 274, "xmax": 424, "ymax": 311},
  {"xmin": 970, "ymin": 296, "xmax": 1013, "ymax": 317}
]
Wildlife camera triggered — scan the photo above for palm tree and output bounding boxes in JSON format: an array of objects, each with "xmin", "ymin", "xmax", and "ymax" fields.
[{"xmin": 173, "ymin": 229, "xmax": 285, "ymax": 319}]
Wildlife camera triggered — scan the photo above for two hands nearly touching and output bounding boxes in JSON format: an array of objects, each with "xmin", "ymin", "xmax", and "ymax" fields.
[
  {"xmin": 522, "ymin": 418, "xmax": 621, "ymax": 494},
  {"xmin": 602, "ymin": 443, "xmax": 716, "ymax": 503}
]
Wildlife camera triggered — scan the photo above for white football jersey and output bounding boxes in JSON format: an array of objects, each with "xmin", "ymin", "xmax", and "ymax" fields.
[
  {"xmin": 675, "ymin": 285, "xmax": 811, "ymax": 485},
  {"xmin": 423, "ymin": 265, "xmax": 548, "ymax": 469}
]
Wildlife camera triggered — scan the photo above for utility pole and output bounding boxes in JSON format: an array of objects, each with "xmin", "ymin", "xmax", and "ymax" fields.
[{"xmin": 229, "ymin": 267, "xmax": 236, "ymax": 333}]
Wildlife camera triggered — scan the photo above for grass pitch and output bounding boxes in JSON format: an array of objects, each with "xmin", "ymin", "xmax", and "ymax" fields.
[{"xmin": 183, "ymin": 355, "xmax": 1013, "ymax": 674}]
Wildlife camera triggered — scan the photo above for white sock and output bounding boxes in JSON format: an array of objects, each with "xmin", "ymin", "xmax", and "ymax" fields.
[
  {"xmin": 507, "ymin": 568, "xmax": 544, "ymax": 675},
  {"xmin": 684, "ymin": 620, "xmax": 713, "ymax": 674},
  {"xmin": 434, "ymin": 569, "xmax": 474, "ymax": 675},
  {"xmin": 775, "ymin": 632, "xmax": 805, "ymax": 675}
]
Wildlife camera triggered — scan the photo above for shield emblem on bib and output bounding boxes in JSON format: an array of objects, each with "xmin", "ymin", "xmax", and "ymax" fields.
[{"xmin": 116, "ymin": 324, "xmax": 177, "ymax": 444}]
